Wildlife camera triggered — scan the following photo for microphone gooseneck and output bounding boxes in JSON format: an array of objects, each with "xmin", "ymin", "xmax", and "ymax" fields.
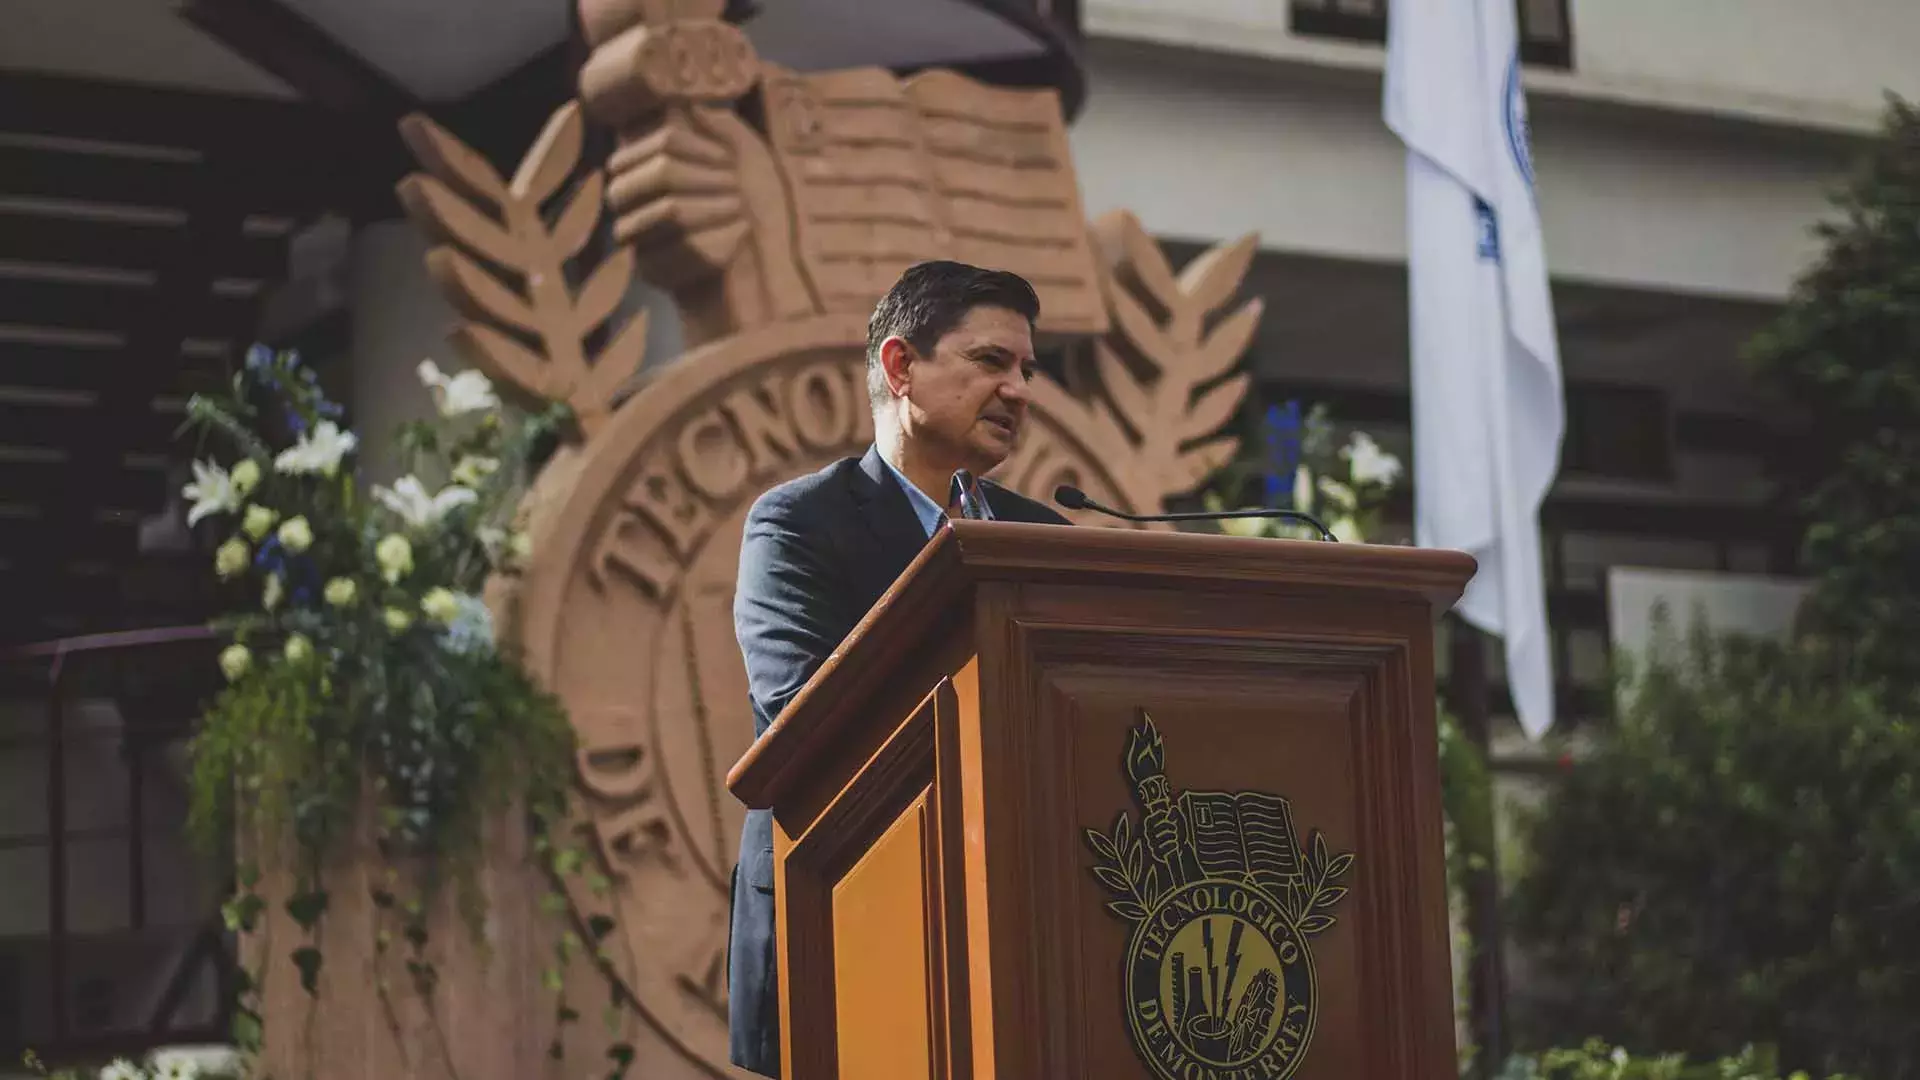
[
  {"xmin": 1053, "ymin": 485, "xmax": 1339, "ymax": 543},
  {"xmin": 951, "ymin": 470, "xmax": 986, "ymax": 521}
]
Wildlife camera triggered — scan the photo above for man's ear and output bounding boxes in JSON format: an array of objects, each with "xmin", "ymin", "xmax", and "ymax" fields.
[{"xmin": 879, "ymin": 336, "xmax": 914, "ymax": 399}]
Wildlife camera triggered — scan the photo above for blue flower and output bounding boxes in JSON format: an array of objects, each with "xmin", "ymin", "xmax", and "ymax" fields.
[
  {"xmin": 440, "ymin": 594, "xmax": 496, "ymax": 658},
  {"xmin": 254, "ymin": 536, "xmax": 286, "ymax": 572},
  {"xmin": 1261, "ymin": 401, "xmax": 1304, "ymax": 506},
  {"xmin": 284, "ymin": 553, "xmax": 322, "ymax": 604},
  {"xmin": 245, "ymin": 344, "xmax": 274, "ymax": 372}
]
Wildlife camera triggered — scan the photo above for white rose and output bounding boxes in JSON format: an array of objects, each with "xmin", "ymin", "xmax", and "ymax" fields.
[
  {"xmin": 283, "ymin": 633, "xmax": 313, "ymax": 665},
  {"xmin": 323, "ymin": 577, "xmax": 358, "ymax": 607},
  {"xmin": 214, "ymin": 538, "xmax": 249, "ymax": 580},
  {"xmin": 218, "ymin": 645, "xmax": 250, "ymax": 682},
  {"xmin": 229, "ymin": 458, "xmax": 262, "ymax": 496},
  {"xmin": 277, "ymin": 516, "xmax": 313, "ymax": 554},
  {"xmin": 376, "ymin": 534, "xmax": 414, "ymax": 584},
  {"xmin": 241, "ymin": 504, "xmax": 278, "ymax": 540},
  {"xmin": 421, "ymin": 587, "xmax": 461, "ymax": 624}
]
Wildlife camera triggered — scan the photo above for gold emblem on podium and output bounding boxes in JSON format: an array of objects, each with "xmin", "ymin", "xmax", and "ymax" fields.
[{"xmin": 1085, "ymin": 713, "xmax": 1355, "ymax": 1079}]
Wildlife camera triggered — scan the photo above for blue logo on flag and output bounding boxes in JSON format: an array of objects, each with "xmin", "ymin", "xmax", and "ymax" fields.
[
  {"xmin": 1475, "ymin": 198, "xmax": 1501, "ymax": 262},
  {"xmin": 1504, "ymin": 54, "xmax": 1536, "ymax": 192}
]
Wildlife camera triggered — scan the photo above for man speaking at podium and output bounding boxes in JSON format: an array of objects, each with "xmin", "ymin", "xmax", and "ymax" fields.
[{"xmin": 727, "ymin": 260, "xmax": 1071, "ymax": 1076}]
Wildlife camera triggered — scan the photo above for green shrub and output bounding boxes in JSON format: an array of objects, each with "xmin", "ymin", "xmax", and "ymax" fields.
[
  {"xmin": 1494, "ymin": 1040, "xmax": 1855, "ymax": 1080},
  {"xmin": 1745, "ymin": 94, "xmax": 1920, "ymax": 704},
  {"xmin": 1506, "ymin": 612, "xmax": 1920, "ymax": 1078}
]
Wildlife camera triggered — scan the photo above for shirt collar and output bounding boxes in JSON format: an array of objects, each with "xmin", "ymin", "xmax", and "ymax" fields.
[{"xmin": 877, "ymin": 452, "xmax": 994, "ymax": 538}]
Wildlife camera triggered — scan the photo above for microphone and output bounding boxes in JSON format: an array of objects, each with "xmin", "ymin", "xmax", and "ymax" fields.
[
  {"xmin": 950, "ymin": 470, "xmax": 987, "ymax": 521},
  {"xmin": 1053, "ymin": 485, "xmax": 1338, "ymax": 542}
]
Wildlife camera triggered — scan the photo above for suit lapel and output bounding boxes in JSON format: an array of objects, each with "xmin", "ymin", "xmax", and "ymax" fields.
[
  {"xmin": 849, "ymin": 446, "xmax": 936, "ymax": 604},
  {"xmin": 981, "ymin": 479, "xmax": 1038, "ymax": 523}
]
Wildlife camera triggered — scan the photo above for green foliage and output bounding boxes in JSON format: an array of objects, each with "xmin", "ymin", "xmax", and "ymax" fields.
[
  {"xmin": 23, "ymin": 1046, "xmax": 245, "ymax": 1080},
  {"xmin": 1506, "ymin": 610, "xmax": 1920, "ymax": 1078},
  {"xmin": 1204, "ymin": 401, "xmax": 1405, "ymax": 543},
  {"xmin": 168, "ymin": 347, "xmax": 628, "ymax": 1074},
  {"xmin": 1438, "ymin": 704, "xmax": 1496, "ymax": 895},
  {"xmin": 1494, "ymin": 1040, "xmax": 1856, "ymax": 1080},
  {"xmin": 1745, "ymin": 94, "xmax": 1920, "ymax": 702}
]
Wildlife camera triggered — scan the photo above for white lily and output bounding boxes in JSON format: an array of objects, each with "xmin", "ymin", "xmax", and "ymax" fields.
[
  {"xmin": 374, "ymin": 475, "xmax": 478, "ymax": 530},
  {"xmin": 417, "ymin": 359, "xmax": 499, "ymax": 417},
  {"xmin": 274, "ymin": 420, "xmax": 358, "ymax": 478},
  {"xmin": 1317, "ymin": 474, "xmax": 1358, "ymax": 512},
  {"xmin": 451, "ymin": 454, "xmax": 500, "ymax": 487},
  {"xmin": 150, "ymin": 1045, "xmax": 238, "ymax": 1079},
  {"xmin": 1343, "ymin": 432, "xmax": 1403, "ymax": 487},
  {"xmin": 1292, "ymin": 465, "xmax": 1314, "ymax": 514},
  {"xmin": 182, "ymin": 460, "xmax": 240, "ymax": 526}
]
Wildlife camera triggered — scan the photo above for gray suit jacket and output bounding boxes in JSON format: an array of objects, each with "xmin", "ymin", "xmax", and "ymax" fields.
[{"xmin": 727, "ymin": 445, "xmax": 1070, "ymax": 1076}]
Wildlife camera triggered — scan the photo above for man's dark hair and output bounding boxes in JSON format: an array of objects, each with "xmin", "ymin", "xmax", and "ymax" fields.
[{"xmin": 865, "ymin": 260, "xmax": 1041, "ymax": 410}]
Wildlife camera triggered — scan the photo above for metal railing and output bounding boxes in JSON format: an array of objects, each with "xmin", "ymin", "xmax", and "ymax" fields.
[{"xmin": 0, "ymin": 626, "xmax": 234, "ymax": 1067}]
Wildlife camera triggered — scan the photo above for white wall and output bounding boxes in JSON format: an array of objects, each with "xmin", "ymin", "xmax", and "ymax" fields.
[
  {"xmin": 1569, "ymin": 0, "xmax": 1920, "ymax": 131},
  {"xmin": 1606, "ymin": 567, "xmax": 1809, "ymax": 667},
  {"xmin": 1085, "ymin": 0, "xmax": 1920, "ymax": 134},
  {"xmin": 1067, "ymin": 38, "xmax": 1859, "ymax": 300}
]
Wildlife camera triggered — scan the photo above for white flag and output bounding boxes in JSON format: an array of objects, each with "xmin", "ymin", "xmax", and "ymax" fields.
[{"xmin": 1384, "ymin": 0, "xmax": 1566, "ymax": 739}]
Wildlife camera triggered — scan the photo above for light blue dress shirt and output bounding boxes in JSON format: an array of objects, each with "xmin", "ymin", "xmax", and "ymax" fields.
[{"xmin": 879, "ymin": 455, "xmax": 994, "ymax": 538}]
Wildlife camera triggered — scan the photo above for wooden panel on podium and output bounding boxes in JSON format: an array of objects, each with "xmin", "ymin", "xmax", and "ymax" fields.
[{"xmin": 729, "ymin": 521, "xmax": 1475, "ymax": 1080}]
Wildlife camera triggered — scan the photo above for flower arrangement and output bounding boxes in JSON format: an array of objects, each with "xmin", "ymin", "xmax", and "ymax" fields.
[
  {"xmin": 165, "ymin": 346, "xmax": 596, "ymax": 1069},
  {"xmin": 1204, "ymin": 400, "xmax": 1405, "ymax": 544},
  {"xmin": 23, "ymin": 1046, "xmax": 242, "ymax": 1080}
]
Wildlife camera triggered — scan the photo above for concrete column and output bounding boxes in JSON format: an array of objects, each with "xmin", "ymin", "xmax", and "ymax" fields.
[{"xmin": 345, "ymin": 221, "xmax": 455, "ymax": 486}]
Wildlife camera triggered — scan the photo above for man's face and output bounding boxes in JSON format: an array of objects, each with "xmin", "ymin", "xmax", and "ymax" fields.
[{"xmin": 883, "ymin": 304, "xmax": 1036, "ymax": 473}]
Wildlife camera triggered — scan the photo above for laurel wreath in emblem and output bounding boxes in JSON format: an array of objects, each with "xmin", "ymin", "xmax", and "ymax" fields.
[{"xmin": 1085, "ymin": 713, "xmax": 1355, "ymax": 1079}]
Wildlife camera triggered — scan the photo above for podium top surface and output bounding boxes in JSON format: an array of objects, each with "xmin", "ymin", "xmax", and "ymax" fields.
[{"xmin": 727, "ymin": 521, "xmax": 1475, "ymax": 806}]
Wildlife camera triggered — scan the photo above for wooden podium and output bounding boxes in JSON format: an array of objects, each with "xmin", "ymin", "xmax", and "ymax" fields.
[{"xmin": 727, "ymin": 520, "xmax": 1475, "ymax": 1080}]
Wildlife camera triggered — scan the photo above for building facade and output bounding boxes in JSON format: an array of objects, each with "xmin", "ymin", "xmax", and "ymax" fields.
[
  {"xmin": 3, "ymin": 0, "xmax": 1917, "ymax": 1068},
  {"xmin": 1071, "ymin": 0, "xmax": 1920, "ymax": 742}
]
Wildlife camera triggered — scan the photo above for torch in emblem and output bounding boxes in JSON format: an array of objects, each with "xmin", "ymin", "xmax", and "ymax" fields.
[{"xmin": 1127, "ymin": 713, "xmax": 1196, "ymax": 895}]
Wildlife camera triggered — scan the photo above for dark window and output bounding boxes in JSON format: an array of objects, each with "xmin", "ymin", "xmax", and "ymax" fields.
[
  {"xmin": 1562, "ymin": 382, "xmax": 1673, "ymax": 483},
  {"xmin": 1290, "ymin": 0, "xmax": 1574, "ymax": 69}
]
